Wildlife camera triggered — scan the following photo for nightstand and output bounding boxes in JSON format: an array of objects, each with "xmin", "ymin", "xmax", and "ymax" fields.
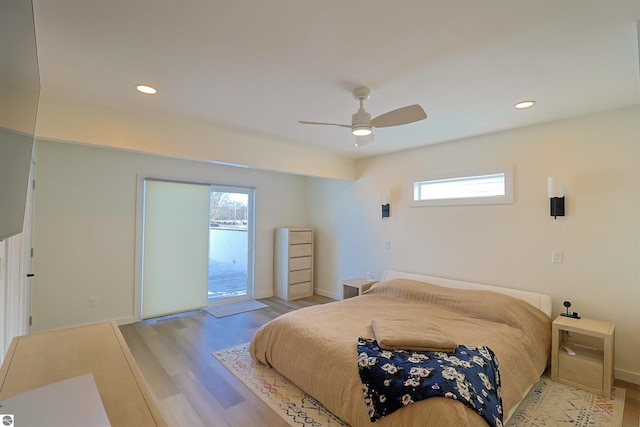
[
  {"xmin": 342, "ymin": 278, "xmax": 377, "ymax": 300},
  {"xmin": 551, "ymin": 315, "xmax": 615, "ymax": 398}
]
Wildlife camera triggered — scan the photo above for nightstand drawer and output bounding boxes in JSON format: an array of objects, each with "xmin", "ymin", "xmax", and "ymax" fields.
[{"xmin": 558, "ymin": 353, "xmax": 603, "ymax": 390}]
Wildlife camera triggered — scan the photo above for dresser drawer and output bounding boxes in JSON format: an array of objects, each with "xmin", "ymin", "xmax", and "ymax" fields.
[
  {"xmin": 289, "ymin": 243, "xmax": 312, "ymax": 257},
  {"xmin": 289, "ymin": 231, "xmax": 312, "ymax": 245},
  {"xmin": 289, "ymin": 282, "xmax": 312, "ymax": 299},
  {"xmin": 289, "ymin": 256, "xmax": 312, "ymax": 271},
  {"xmin": 289, "ymin": 269, "xmax": 311, "ymax": 285}
]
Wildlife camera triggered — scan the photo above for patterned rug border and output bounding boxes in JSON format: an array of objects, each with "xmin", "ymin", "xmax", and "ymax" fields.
[
  {"xmin": 213, "ymin": 343, "xmax": 625, "ymax": 427},
  {"xmin": 508, "ymin": 375, "xmax": 625, "ymax": 427},
  {"xmin": 212, "ymin": 343, "xmax": 348, "ymax": 426}
]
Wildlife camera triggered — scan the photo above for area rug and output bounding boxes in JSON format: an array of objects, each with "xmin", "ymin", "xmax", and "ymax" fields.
[
  {"xmin": 508, "ymin": 375, "xmax": 625, "ymax": 427},
  {"xmin": 213, "ymin": 343, "xmax": 625, "ymax": 427},
  {"xmin": 204, "ymin": 300, "xmax": 267, "ymax": 318}
]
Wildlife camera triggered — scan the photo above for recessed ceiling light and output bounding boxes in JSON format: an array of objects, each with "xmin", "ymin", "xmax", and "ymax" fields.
[
  {"xmin": 136, "ymin": 84, "xmax": 157, "ymax": 95},
  {"xmin": 515, "ymin": 100, "xmax": 535, "ymax": 109}
]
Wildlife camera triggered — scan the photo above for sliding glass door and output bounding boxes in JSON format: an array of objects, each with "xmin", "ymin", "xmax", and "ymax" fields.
[{"xmin": 141, "ymin": 180, "xmax": 255, "ymax": 318}]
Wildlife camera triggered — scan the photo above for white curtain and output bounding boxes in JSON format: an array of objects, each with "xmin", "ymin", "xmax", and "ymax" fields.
[{"xmin": 142, "ymin": 180, "xmax": 209, "ymax": 318}]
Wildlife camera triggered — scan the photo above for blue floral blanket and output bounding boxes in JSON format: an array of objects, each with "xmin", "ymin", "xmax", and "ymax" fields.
[{"xmin": 357, "ymin": 337, "xmax": 503, "ymax": 426}]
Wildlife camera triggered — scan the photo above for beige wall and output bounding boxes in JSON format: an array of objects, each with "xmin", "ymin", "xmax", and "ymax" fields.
[
  {"xmin": 31, "ymin": 140, "xmax": 309, "ymax": 331},
  {"xmin": 308, "ymin": 106, "xmax": 640, "ymax": 382}
]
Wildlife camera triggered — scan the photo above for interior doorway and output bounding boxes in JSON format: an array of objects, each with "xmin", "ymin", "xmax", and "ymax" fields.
[{"xmin": 208, "ymin": 186, "xmax": 254, "ymax": 305}]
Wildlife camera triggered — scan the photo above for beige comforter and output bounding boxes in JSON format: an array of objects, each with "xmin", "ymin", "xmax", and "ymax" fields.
[{"xmin": 250, "ymin": 279, "xmax": 551, "ymax": 426}]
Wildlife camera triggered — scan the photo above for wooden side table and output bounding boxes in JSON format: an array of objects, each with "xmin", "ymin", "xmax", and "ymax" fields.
[
  {"xmin": 551, "ymin": 315, "xmax": 615, "ymax": 398},
  {"xmin": 342, "ymin": 278, "xmax": 377, "ymax": 299}
]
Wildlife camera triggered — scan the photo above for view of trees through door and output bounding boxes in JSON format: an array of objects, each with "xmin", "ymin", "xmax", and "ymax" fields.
[{"xmin": 208, "ymin": 186, "xmax": 253, "ymax": 304}]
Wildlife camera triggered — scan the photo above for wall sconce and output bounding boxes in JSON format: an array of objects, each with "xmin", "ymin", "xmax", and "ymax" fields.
[
  {"xmin": 380, "ymin": 192, "xmax": 390, "ymax": 219},
  {"xmin": 548, "ymin": 177, "xmax": 565, "ymax": 219}
]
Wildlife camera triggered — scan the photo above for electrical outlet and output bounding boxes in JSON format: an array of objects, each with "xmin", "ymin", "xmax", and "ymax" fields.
[
  {"xmin": 551, "ymin": 250, "xmax": 563, "ymax": 263},
  {"xmin": 89, "ymin": 296, "xmax": 99, "ymax": 308}
]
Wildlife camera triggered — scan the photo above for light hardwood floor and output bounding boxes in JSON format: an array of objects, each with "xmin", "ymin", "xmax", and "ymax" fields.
[{"xmin": 120, "ymin": 296, "xmax": 640, "ymax": 427}]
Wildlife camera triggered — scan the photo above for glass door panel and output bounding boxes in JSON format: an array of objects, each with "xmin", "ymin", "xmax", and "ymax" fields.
[{"xmin": 208, "ymin": 186, "xmax": 254, "ymax": 304}]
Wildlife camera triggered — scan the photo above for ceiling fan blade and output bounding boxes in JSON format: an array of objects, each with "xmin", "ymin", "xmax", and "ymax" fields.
[
  {"xmin": 298, "ymin": 120, "xmax": 351, "ymax": 128},
  {"xmin": 371, "ymin": 104, "xmax": 427, "ymax": 128},
  {"xmin": 354, "ymin": 133, "xmax": 374, "ymax": 147}
]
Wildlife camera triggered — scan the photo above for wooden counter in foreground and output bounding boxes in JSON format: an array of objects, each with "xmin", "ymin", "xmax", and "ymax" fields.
[{"xmin": 0, "ymin": 321, "xmax": 167, "ymax": 427}]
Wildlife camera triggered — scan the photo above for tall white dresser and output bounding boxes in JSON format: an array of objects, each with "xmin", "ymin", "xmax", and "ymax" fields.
[{"xmin": 274, "ymin": 227, "xmax": 314, "ymax": 300}]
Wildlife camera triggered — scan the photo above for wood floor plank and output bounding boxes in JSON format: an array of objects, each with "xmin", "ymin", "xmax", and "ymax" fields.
[
  {"xmin": 226, "ymin": 400, "xmax": 289, "ymax": 427},
  {"xmin": 171, "ymin": 369, "xmax": 234, "ymax": 426},
  {"xmin": 169, "ymin": 322, "xmax": 246, "ymax": 408},
  {"xmin": 143, "ymin": 329, "xmax": 192, "ymax": 377},
  {"xmin": 159, "ymin": 393, "xmax": 208, "ymax": 427}
]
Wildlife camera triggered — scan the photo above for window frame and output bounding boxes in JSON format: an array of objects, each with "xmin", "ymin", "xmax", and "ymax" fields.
[{"xmin": 410, "ymin": 166, "xmax": 514, "ymax": 207}]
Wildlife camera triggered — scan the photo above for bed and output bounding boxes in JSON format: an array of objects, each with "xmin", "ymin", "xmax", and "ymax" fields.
[{"xmin": 250, "ymin": 271, "xmax": 552, "ymax": 426}]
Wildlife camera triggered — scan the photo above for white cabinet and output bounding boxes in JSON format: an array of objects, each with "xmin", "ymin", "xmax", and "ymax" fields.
[{"xmin": 274, "ymin": 228, "xmax": 314, "ymax": 300}]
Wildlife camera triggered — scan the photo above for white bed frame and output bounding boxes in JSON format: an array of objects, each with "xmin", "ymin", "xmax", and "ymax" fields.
[{"xmin": 381, "ymin": 270, "xmax": 552, "ymax": 318}]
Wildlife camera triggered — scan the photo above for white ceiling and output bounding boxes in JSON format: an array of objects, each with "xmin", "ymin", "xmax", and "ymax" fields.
[{"xmin": 32, "ymin": 1, "xmax": 640, "ymax": 160}]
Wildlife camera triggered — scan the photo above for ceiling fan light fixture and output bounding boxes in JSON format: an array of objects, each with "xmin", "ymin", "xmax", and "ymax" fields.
[{"xmin": 352, "ymin": 126, "xmax": 372, "ymax": 136}]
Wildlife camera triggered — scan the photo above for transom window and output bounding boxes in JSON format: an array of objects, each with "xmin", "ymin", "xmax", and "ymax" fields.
[{"xmin": 411, "ymin": 166, "xmax": 513, "ymax": 207}]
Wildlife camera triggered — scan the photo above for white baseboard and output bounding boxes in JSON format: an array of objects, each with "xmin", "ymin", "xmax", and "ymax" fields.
[
  {"xmin": 314, "ymin": 288, "xmax": 340, "ymax": 300},
  {"xmin": 114, "ymin": 316, "xmax": 140, "ymax": 326},
  {"xmin": 254, "ymin": 292, "xmax": 274, "ymax": 300},
  {"xmin": 615, "ymin": 367, "xmax": 640, "ymax": 385}
]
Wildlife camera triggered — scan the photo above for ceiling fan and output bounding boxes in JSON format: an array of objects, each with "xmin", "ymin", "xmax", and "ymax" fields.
[{"xmin": 299, "ymin": 86, "xmax": 427, "ymax": 147}]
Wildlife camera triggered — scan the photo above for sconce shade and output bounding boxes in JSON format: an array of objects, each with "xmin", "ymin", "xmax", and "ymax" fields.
[
  {"xmin": 379, "ymin": 192, "xmax": 390, "ymax": 205},
  {"xmin": 548, "ymin": 177, "xmax": 563, "ymax": 198}
]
